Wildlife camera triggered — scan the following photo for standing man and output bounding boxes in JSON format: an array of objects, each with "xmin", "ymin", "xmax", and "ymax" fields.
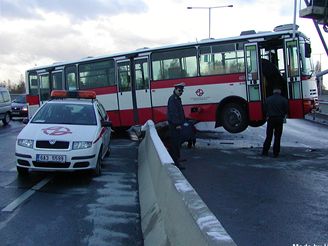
[
  {"xmin": 262, "ymin": 88, "xmax": 289, "ymax": 157},
  {"xmin": 167, "ymin": 83, "xmax": 186, "ymax": 169}
]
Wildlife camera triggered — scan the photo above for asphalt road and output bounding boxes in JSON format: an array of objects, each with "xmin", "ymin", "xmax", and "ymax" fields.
[
  {"xmin": 1, "ymin": 116, "xmax": 328, "ymax": 246},
  {"xmin": 0, "ymin": 121, "xmax": 143, "ymax": 246},
  {"xmin": 181, "ymin": 119, "xmax": 328, "ymax": 246}
]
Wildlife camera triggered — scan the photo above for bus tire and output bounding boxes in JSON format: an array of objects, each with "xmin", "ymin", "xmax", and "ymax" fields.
[
  {"xmin": 2, "ymin": 112, "xmax": 11, "ymax": 126},
  {"xmin": 221, "ymin": 102, "xmax": 248, "ymax": 133}
]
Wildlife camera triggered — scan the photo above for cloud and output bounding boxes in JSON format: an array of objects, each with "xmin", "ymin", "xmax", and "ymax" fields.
[{"xmin": 0, "ymin": 0, "xmax": 148, "ymax": 20}]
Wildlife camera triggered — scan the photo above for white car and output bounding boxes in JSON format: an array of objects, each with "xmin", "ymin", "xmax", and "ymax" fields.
[
  {"xmin": 15, "ymin": 90, "xmax": 111, "ymax": 176},
  {"xmin": 0, "ymin": 86, "xmax": 12, "ymax": 126}
]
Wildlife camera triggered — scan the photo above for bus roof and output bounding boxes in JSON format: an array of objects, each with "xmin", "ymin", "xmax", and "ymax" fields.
[{"xmin": 27, "ymin": 24, "xmax": 309, "ymax": 73}]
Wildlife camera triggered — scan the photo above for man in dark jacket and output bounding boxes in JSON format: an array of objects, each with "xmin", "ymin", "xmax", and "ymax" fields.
[
  {"xmin": 167, "ymin": 83, "xmax": 186, "ymax": 169},
  {"xmin": 262, "ymin": 88, "xmax": 289, "ymax": 157}
]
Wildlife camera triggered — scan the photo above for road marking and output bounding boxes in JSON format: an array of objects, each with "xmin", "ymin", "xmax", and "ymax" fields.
[{"xmin": 1, "ymin": 177, "xmax": 52, "ymax": 212}]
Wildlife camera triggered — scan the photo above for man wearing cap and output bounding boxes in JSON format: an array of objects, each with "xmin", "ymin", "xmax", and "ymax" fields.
[
  {"xmin": 167, "ymin": 83, "xmax": 186, "ymax": 169},
  {"xmin": 262, "ymin": 88, "xmax": 289, "ymax": 158}
]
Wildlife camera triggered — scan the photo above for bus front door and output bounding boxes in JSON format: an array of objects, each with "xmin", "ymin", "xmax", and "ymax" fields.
[
  {"xmin": 284, "ymin": 39, "xmax": 303, "ymax": 118},
  {"xmin": 51, "ymin": 70, "xmax": 64, "ymax": 90},
  {"xmin": 244, "ymin": 43, "xmax": 263, "ymax": 121},
  {"xmin": 38, "ymin": 72, "xmax": 51, "ymax": 105},
  {"xmin": 117, "ymin": 60, "xmax": 135, "ymax": 126},
  {"xmin": 133, "ymin": 57, "xmax": 152, "ymax": 124}
]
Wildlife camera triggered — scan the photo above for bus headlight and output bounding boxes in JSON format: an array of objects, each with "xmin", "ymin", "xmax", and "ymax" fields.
[
  {"xmin": 17, "ymin": 139, "xmax": 34, "ymax": 148},
  {"xmin": 72, "ymin": 141, "xmax": 92, "ymax": 150}
]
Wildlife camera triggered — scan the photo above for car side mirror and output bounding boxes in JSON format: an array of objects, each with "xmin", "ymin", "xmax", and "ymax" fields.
[
  {"xmin": 22, "ymin": 118, "xmax": 29, "ymax": 124},
  {"xmin": 101, "ymin": 120, "xmax": 112, "ymax": 127}
]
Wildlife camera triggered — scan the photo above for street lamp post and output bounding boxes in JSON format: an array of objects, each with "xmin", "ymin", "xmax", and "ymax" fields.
[{"xmin": 187, "ymin": 5, "xmax": 233, "ymax": 39}]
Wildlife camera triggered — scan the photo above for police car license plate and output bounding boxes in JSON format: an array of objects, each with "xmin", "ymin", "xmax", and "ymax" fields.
[{"xmin": 36, "ymin": 154, "xmax": 66, "ymax": 163}]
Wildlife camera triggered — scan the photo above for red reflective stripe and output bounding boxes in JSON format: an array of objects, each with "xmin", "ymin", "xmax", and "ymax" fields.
[
  {"xmin": 26, "ymin": 95, "xmax": 39, "ymax": 105},
  {"xmin": 91, "ymin": 86, "xmax": 117, "ymax": 95},
  {"xmin": 151, "ymin": 74, "xmax": 245, "ymax": 89},
  {"xmin": 93, "ymin": 127, "xmax": 107, "ymax": 144}
]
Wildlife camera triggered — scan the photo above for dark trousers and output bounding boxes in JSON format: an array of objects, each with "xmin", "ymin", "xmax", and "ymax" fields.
[
  {"xmin": 168, "ymin": 125, "xmax": 181, "ymax": 165},
  {"xmin": 263, "ymin": 117, "xmax": 284, "ymax": 156}
]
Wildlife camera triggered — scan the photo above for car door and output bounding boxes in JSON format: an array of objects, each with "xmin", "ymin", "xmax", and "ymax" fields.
[{"xmin": 96, "ymin": 102, "xmax": 110, "ymax": 157}]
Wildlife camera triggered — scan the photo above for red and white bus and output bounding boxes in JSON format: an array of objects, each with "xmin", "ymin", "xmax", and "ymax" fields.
[{"xmin": 25, "ymin": 24, "xmax": 318, "ymax": 133}]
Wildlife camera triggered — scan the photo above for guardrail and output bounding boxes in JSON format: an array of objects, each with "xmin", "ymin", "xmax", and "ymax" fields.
[{"xmin": 138, "ymin": 120, "xmax": 236, "ymax": 246}]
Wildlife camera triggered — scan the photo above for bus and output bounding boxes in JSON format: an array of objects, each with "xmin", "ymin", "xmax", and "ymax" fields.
[{"xmin": 25, "ymin": 24, "xmax": 318, "ymax": 133}]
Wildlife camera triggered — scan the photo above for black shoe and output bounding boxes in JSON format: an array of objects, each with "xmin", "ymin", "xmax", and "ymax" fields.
[
  {"xmin": 262, "ymin": 151, "xmax": 268, "ymax": 156},
  {"xmin": 273, "ymin": 153, "xmax": 279, "ymax": 158}
]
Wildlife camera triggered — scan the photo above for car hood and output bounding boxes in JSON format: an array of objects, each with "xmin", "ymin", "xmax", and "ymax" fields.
[{"xmin": 18, "ymin": 123, "xmax": 99, "ymax": 142}]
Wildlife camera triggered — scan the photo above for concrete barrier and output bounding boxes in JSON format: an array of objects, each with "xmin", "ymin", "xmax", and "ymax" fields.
[{"xmin": 138, "ymin": 120, "xmax": 236, "ymax": 246}]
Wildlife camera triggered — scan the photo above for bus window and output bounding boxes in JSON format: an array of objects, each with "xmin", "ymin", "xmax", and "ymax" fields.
[
  {"xmin": 199, "ymin": 44, "xmax": 245, "ymax": 76},
  {"xmin": 117, "ymin": 61, "xmax": 131, "ymax": 92},
  {"xmin": 65, "ymin": 66, "xmax": 77, "ymax": 91},
  {"xmin": 151, "ymin": 48, "xmax": 197, "ymax": 80},
  {"xmin": 246, "ymin": 45, "xmax": 258, "ymax": 80},
  {"xmin": 52, "ymin": 72, "xmax": 63, "ymax": 90},
  {"xmin": 135, "ymin": 60, "xmax": 149, "ymax": 90},
  {"xmin": 300, "ymin": 41, "xmax": 313, "ymax": 76},
  {"xmin": 79, "ymin": 60, "xmax": 115, "ymax": 89},
  {"xmin": 286, "ymin": 41, "xmax": 300, "ymax": 77},
  {"xmin": 39, "ymin": 74, "xmax": 50, "ymax": 101},
  {"xmin": 285, "ymin": 40, "xmax": 301, "ymax": 99},
  {"xmin": 28, "ymin": 72, "xmax": 38, "ymax": 96}
]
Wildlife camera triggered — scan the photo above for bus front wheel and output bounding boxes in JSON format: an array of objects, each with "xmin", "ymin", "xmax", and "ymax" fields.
[{"xmin": 221, "ymin": 103, "xmax": 248, "ymax": 133}]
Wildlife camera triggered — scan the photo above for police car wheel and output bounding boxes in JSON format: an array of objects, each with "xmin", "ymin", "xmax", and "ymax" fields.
[
  {"xmin": 105, "ymin": 147, "xmax": 111, "ymax": 157},
  {"xmin": 93, "ymin": 154, "xmax": 102, "ymax": 176},
  {"xmin": 2, "ymin": 113, "xmax": 11, "ymax": 126},
  {"xmin": 17, "ymin": 166, "xmax": 29, "ymax": 176}
]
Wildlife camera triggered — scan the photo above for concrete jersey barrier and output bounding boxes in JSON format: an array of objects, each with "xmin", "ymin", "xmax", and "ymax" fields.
[{"xmin": 138, "ymin": 120, "xmax": 236, "ymax": 246}]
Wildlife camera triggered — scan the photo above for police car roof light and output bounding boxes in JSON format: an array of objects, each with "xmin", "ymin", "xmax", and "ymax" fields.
[
  {"xmin": 51, "ymin": 90, "xmax": 96, "ymax": 99},
  {"xmin": 78, "ymin": 90, "xmax": 96, "ymax": 99},
  {"xmin": 51, "ymin": 90, "xmax": 68, "ymax": 98}
]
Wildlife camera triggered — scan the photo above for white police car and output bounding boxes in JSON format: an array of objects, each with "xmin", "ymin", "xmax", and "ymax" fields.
[{"xmin": 15, "ymin": 90, "xmax": 111, "ymax": 176}]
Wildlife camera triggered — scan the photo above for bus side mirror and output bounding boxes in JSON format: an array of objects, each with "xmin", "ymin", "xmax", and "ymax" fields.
[{"xmin": 305, "ymin": 43, "xmax": 311, "ymax": 58}]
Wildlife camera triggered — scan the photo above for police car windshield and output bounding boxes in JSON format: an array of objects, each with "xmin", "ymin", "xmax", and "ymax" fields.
[{"xmin": 31, "ymin": 103, "xmax": 97, "ymax": 125}]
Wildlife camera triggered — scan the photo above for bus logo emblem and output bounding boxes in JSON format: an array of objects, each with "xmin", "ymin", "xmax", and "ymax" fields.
[{"xmin": 195, "ymin": 89, "xmax": 204, "ymax": 97}]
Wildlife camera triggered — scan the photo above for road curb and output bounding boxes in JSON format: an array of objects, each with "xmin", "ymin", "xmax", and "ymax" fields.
[{"xmin": 138, "ymin": 120, "xmax": 236, "ymax": 246}]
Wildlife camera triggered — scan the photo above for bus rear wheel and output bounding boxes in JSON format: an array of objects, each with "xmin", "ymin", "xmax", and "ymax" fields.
[{"xmin": 221, "ymin": 103, "xmax": 248, "ymax": 133}]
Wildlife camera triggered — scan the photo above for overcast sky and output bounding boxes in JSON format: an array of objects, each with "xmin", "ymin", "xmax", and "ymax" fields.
[{"xmin": 0, "ymin": 0, "xmax": 327, "ymax": 87}]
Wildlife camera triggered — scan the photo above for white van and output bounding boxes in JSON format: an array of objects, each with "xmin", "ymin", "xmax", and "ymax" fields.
[{"xmin": 0, "ymin": 87, "xmax": 12, "ymax": 125}]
